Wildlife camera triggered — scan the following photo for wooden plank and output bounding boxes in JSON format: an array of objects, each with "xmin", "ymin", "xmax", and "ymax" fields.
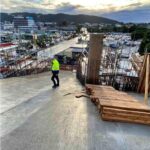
[
  {"xmin": 102, "ymin": 112, "xmax": 150, "ymax": 121},
  {"xmin": 100, "ymin": 101, "xmax": 150, "ymax": 112},
  {"xmin": 102, "ymin": 107, "xmax": 150, "ymax": 117},
  {"xmin": 102, "ymin": 114, "xmax": 150, "ymax": 125},
  {"xmin": 93, "ymin": 91, "xmax": 133, "ymax": 97},
  {"xmin": 91, "ymin": 92, "xmax": 141, "ymax": 103},
  {"xmin": 144, "ymin": 54, "xmax": 150, "ymax": 104},
  {"xmin": 100, "ymin": 98, "xmax": 149, "ymax": 107},
  {"xmin": 86, "ymin": 84, "xmax": 115, "ymax": 92},
  {"xmin": 98, "ymin": 97, "xmax": 141, "ymax": 102}
]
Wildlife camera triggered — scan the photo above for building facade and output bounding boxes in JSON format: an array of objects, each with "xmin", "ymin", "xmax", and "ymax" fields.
[{"xmin": 14, "ymin": 16, "xmax": 28, "ymax": 28}]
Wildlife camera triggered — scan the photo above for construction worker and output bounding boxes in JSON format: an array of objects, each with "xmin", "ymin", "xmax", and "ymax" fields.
[{"xmin": 50, "ymin": 55, "xmax": 60, "ymax": 88}]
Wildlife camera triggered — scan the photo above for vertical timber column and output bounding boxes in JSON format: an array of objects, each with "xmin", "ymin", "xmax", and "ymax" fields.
[
  {"xmin": 144, "ymin": 54, "xmax": 150, "ymax": 104},
  {"xmin": 86, "ymin": 33, "xmax": 104, "ymax": 84}
]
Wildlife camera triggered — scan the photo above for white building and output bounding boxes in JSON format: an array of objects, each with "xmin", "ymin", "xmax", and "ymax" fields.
[
  {"xmin": 26, "ymin": 17, "xmax": 35, "ymax": 27},
  {"xmin": 3, "ymin": 22, "xmax": 14, "ymax": 30}
]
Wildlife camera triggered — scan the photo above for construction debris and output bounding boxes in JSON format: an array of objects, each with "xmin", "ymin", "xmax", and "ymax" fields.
[
  {"xmin": 75, "ymin": 94, "xmax": 90, "ymax": 98},
  {"xmin": 86, "ymin": 84, "xmax": 150, "ymax": 125},
  {"xmin": 63, "ymin": 90, "xmax": 89, "ymax": 99},
  {"xmin": 63, "ymin": 93, "xmax": 72, "ymax": 96}
]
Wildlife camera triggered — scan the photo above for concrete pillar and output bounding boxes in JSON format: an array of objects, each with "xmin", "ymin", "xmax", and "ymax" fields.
[{"xmin": 86, "ymin": 33, "xmax": 104, "ymax": 84}]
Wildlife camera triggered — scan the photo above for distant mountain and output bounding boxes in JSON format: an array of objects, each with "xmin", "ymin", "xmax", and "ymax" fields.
[{"xmin": 0, "ymin": 12, "xmax": 119, "ymax": 24}]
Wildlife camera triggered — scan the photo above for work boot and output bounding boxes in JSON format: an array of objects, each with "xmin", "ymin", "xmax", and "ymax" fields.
[
  {"xmin": 52, "ymin": 85, "xmax": 57, "ymax": 88},
  {"xmin": 56, "ymin": 84, "xmax": 59, "ymax": 87}
]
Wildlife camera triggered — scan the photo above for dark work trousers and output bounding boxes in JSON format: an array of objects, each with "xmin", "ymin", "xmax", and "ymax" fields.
[{"xmin": 51, "ymin": 71, "xmax": 59, "ymax": 86}]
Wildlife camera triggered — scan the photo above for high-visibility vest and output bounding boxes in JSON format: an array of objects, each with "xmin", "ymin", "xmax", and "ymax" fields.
[{"xmin": 51, "ymin": 59, "xmax": 60, "ymax": 71}]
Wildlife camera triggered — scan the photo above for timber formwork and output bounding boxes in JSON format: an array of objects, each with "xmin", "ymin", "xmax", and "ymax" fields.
[
  {"xmin": 86, "ymin": 84, "xmax": 150, "ymax": 125},
  {"xmin": 137, "ymin": 54, "xmax": 150, "ymax": 93}
]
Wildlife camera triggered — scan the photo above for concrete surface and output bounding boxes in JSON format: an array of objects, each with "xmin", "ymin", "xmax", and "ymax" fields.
[
  {"xmin": 41, "ymin": 37, "xmax": 78, "ymax": 58},
  {"xmin": 0, "ymin": 71, "xmax": 150, "ymax": 150},
  {"xmin": 128, "ymin": 92, "xmax": 150, "ymax": 105}
]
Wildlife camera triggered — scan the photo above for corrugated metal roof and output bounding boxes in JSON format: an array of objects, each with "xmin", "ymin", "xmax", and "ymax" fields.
[{"xmin": 0, "ymin": 43, "xmax": 15, "ymax": 48}]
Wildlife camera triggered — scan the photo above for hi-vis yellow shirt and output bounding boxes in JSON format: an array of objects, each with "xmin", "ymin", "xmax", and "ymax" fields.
[{"xmin": 51, "ymin": 59, "xmax": 60, "ymax": 71}]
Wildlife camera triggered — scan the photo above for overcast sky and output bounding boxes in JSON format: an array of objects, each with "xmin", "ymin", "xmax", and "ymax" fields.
[{"xmin": 0, "ymin": 0, "xmax": 150, "ymax": 23}]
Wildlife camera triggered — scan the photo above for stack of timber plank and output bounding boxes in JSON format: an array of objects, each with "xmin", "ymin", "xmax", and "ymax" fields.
[{"xmin": 86, "ymin": 84, "xmax": 150, "ymax": 125}]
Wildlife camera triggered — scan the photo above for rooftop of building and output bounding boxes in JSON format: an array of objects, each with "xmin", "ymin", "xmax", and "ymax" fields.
[
  {"xmin": 1, "ymin": 71, "xmax": 150, "ymax": 150},
  {"xmin": 0, "ymin": 43, "xmax": 18, "ymax": 51}
]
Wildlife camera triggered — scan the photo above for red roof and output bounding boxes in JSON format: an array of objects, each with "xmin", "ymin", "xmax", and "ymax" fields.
[{"xmin": 0, "ymin": 43, "xmax": 16, "ymax": 48}]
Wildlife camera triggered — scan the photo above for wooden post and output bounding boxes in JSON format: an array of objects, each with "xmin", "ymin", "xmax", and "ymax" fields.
[
  {"xmin": 86, "ymin": 33, "xmax": 104, "ymax": 84},
  {"xmin": 144, "ymin": 54, "xmax": 150, "ymax": 104}
]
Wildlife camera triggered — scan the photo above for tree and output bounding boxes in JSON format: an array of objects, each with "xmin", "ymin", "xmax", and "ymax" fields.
[
  {"xmin": 122, "ymin": 25, "xmax": 129, "ymax": 33},
  {"xmin": 128, "ymin": 25, "xmax": 137, "ymax": 33},
  {"xmin": 26, "ymin": 42, "xmax": 33, "ymax": 49},
  {"xmin": 139, "ymin": 30, "xmax": 150, "ymax": 55},
  {"xmin": 131, "ymin": 27, "xmax": 147, "ymax": 40},
  {"xmin": 76, "ymin": 25, "xmax": 82, "ymax": 33},
  {"xmin": 146, "ymin": 43, "xmax": 150, "ymax": 53},
  {"xmin": 58, "ymin": 20, "xmax": 68, "ymax": 27},
  {"xmin": 36, "ymin": 38, "xmax": 46, "ymax": 48}
]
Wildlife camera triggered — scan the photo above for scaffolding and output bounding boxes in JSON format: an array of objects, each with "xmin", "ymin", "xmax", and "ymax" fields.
[
  {"xmin": 0, "ymin": 47, "xmax": 50, "ymax": 78},
  {"xmin": 77, "ymin": 34, "xmax": 144, "ymax": 92}
]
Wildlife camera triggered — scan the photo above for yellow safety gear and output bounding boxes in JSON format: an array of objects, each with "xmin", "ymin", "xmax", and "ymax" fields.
[{"xmin": 51, "ymin": 59, "xmax": 60, "ymax": 71}]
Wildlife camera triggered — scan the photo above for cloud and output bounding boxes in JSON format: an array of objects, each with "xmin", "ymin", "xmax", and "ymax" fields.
[
  {"xmin": 127, "ymin": 2, "xmax": 142, "ymax": 8},
  {"xmin": 54, "ymin": 2, "xmax": 82, "ymax": 14},
  {"xmin": 102, "ymin": 5, "xmax": 150, "ymax": 23},
  {"xmin": 0, "ymin": 0, "xmax": 56, "ymax": 13},
  {"xmin": 0, "ymin": 0, "xmax": 150, "ymax": 22}
]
